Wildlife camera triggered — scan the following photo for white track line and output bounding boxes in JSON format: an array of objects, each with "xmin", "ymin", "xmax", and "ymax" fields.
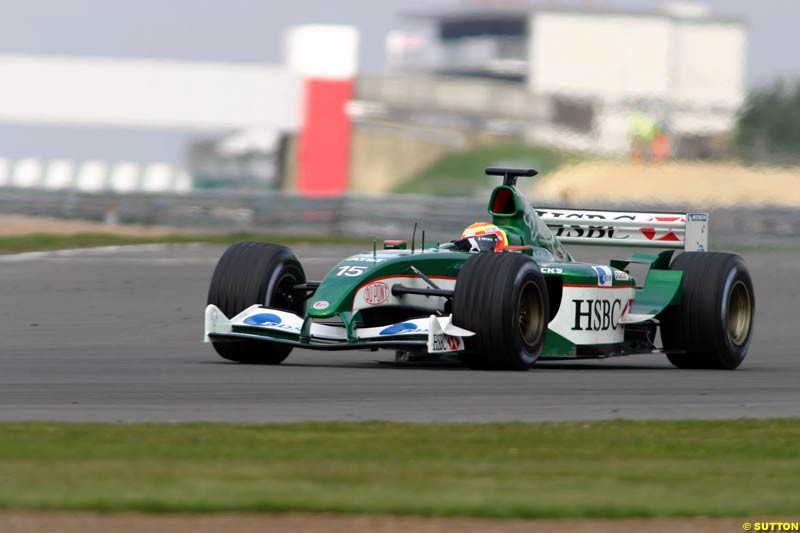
[
  {"xmin": 0, "ymin": 244, "xmax": 171, "ymax": 262},
  {"xmin": 0, "ymin": 242, "xmax": 343, "ymax": 264}
]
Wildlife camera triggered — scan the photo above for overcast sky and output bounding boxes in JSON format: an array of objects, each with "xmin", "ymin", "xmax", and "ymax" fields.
[
  {"xmin": 1, "ymin": 0, "xmax": 798, "ymax": 164},
  {"xmin": 3, "ymin": 0, "xmax": 798, "ymax": 84}
]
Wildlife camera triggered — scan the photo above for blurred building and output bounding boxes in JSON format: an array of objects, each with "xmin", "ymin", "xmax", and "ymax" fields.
[
  {"xmin": 371, "ymin": 1, "xmax": 747, "ymax": 156},
  {"xmin": 0, "ymin": 25, "xmax": 358, "ymax": 196}
]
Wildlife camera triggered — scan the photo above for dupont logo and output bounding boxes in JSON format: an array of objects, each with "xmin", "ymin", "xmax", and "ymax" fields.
[{"xmin": 363, "ymin": 282, "xmax": 389, "ymax": 305}]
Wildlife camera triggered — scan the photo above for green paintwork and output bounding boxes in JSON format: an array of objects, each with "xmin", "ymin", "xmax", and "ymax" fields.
[
  {"xmin": 540, "ymin": 262, "xmax": 635, "ymax": 288},
  {"xmin": 609, "ymin": 249, "xmax": 683, "ymax": 316},
  {"xmin": 540, "ymin": 330, "xmax": 577, "ymax": 358},
  {"xmin": 488, "ymin": 185, "xmax": 573, "ymax": 262},
  {"xmin": 277, "ymin": 181, "xmax": 682, "ymax": 359},
  {"xmin": 631, "ymin": 269, "xmax": 683, "ymax": 316},
  {"xmin": 611, "ymin": 250, "xmax": 674, "ymax": 272},
  {"xmin": 307, "ymin": 248, "xmax": 471, "ymax": 319}
]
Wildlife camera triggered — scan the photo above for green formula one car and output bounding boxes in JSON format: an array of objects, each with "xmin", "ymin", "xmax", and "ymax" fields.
[{"xmin": 205, "ymin": 168, "xmax": 754, "ymax": 370}]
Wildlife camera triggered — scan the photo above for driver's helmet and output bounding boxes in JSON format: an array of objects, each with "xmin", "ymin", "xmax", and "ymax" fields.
[{"xmin": 460, "ymin": 222, "xmax": 508, "ymax": 252}]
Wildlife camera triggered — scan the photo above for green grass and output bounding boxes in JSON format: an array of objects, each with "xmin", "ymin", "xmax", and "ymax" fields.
[
  {"xmin": 1, "ymin": 420, "xmax": 798, "ymax": 517},
  {"xmin": 0, "ymin": 232, "xmax": 370, "ymax": 254},
  {"xmin": 395, "ymin": 143, "xmax": 568, "ymax": 196}
]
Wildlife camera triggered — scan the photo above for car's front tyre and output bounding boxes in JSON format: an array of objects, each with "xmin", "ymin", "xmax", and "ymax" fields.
[
  {"xmin": 207, "ymin": 242, "xmax": 305, "ymax": 364},
  {"xmin": 453, "ymin": 252, "xmax": 549, "ymax": 370}
]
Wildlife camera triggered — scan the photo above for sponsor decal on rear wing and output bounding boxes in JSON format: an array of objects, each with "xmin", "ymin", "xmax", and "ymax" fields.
[{"xmin": 537, "ymin": 208, "xmax": 708, "ymax": 252}]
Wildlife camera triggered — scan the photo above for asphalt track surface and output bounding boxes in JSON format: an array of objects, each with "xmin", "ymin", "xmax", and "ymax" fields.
[{"xmin": 1, "ymin": 243, "xmax": 798, "ymax": 422}]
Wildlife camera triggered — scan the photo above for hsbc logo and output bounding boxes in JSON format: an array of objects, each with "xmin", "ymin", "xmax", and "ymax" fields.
[
  {"xmin": 430, "ymin": 333, "xmax": 464, "ymax": 353},
  {"xmin": 640, "ymin": 216, "xmax": 685, "ymax": 243},
  {"xmin": 571, "ymin": 299, "xmax": 624, "ymax": 331},
  {"xmin": 363, "ymin": 282, "xmax": 389, "ymax": 305},
  {"xmin": 537, "ymin": 210, "xmax": 635, "ymax": 240}
]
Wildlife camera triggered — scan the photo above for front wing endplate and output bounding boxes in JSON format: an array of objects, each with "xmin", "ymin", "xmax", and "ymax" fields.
[{"xmin": 204, "ymin": 305, "xmax": 474, "ymax": 353}]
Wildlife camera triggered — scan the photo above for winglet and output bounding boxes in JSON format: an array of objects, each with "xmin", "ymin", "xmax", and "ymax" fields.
[
  {"xmin": 204, "ymin": 304, "xmax": 231, "ymax": 342},
  {"xmin": 485, "ymin": 167, "xmax": 538, "ymax": 187}
]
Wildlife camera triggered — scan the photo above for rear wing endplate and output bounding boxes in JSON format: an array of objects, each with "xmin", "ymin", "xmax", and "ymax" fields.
[{"xmin": 536, "ymin": 208, "xmax": 708, "ymax": 252}]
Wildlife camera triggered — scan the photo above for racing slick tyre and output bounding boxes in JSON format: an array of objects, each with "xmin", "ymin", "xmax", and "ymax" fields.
[
  {"xmin": 207, "ymin": 242, "xmax": 306, "ymax": 364},
  {"xmin": 660, "ymin": 252, "xmax": 754, "ymax": 370},
  {"xmin": 452, "ymin": 252, "xmax": 549, "ymax": 371}
]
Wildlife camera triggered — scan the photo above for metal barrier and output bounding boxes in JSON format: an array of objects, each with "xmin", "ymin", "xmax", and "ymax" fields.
[{"xmin": 0, "ymin": 187, "xmax": 797, "ymax": 246}]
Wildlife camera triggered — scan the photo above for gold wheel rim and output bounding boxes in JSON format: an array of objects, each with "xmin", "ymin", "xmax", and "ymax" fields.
[
  {"xmin": 518, "ymin": 281, "xmax": 544, "ymax": 346},
  {"xmin": 727, "ymin": 280, "xmax": 752, "ymax": 346}
]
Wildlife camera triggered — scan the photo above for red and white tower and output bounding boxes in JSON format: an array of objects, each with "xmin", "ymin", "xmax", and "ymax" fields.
[{"xmin": 286, "ymin": 25, "xmax": 359, "ymax": 197}]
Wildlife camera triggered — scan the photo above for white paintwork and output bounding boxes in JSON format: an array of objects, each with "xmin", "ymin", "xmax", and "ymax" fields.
[
  {"xmin": 537, "ymin": 208, "xmax": 708, "ymax": 252},
  {"xmin": 548, "ymin": 286, "xmax": 636, "ymax": 346},
  {"xmin": 352, "ymin": 276, "xmax": 456, "ymax": 314},
  {"xmin": 205, "ymin": 305, "xmax": 232, "ymax": 342},
  {"xmin": 427, "ymin": 314, "xmax": 470, "ymax": 354},
  {"xmin": 623, "ymin": 312, "xmax": 659, "ymax": 324},
  {"xmin": 207, "ymin": 304, "xmax": 474, "ymax": 353},
  {"xmin": 684, "ymin": 213, "xmax": 709, "ymax": 253},
  {"xmin": 358, "ymin": 318, "xmax": 430, "ymax": 339}
]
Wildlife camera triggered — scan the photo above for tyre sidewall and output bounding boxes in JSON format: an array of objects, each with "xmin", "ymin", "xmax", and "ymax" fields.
[
  {"xmin": 265, "ymin": 253, "xmax": 306, "ymax": 315},
  {"xmin": 454, "ymin": 253, "xmax": 549, "ymax": 370},
  {"xmin": 661, "ymin": 252, "xmax": 755, "ymax": 370},
  {"xmin": 714, "ymin": 260, "xmax": 754, "ymax": 368},
  {"xmin": 207, "ymin": 242, "xmax": 306, "ymax": 364},
  {"xmin": 505, "ymin": 262, "xmax": 547, "ymax": 368}
]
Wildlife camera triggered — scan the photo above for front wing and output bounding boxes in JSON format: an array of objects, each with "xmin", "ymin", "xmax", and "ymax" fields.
[{"xmin": 204, "ymin": 305, "xmax": 474, "ymax": 353}]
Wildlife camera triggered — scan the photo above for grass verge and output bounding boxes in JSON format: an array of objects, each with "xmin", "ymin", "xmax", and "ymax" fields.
[
  {"xmin": 0, "ymin": 232, "xmax": 370, "ymax": 254},
  {"xmin": 395, "ymin": 143, "xmax": 568, "ymax": 196},
  {"xmin": 1, "ymin": 419, "xmax": 798, "ymax": 517}
]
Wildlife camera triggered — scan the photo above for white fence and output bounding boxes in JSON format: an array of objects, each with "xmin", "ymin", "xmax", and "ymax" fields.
[{"xmin": 0, "ymin": 158, "xmax": 192, "ymax": 194}]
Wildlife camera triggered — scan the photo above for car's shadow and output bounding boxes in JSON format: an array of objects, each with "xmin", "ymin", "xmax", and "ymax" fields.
[{"xmin": 199, "ymin": 358, "xmax": 670, "ymax": 371}]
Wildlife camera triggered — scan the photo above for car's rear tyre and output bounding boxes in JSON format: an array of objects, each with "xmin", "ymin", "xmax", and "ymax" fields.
[
  {"xmin": 207, "ymin": 242, "xmax": 306, "ymax": 364},
  {"xmin": 453, "ymin": 252, "xmax": 549, "ymax": 370},
  {"xmin": 660, "ymin": 252, "xmax": 754, "ymax": 370}
]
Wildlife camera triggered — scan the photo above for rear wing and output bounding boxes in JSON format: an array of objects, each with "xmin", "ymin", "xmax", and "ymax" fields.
[{"xmin": 536, "ymin": 208, "xmax": 708, "ymax": 252}]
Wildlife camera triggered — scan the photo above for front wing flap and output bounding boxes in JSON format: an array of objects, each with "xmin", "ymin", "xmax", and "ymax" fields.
[{"xmin": 204, "ymin": 305, "xmax": 474, "ymax": 353}]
